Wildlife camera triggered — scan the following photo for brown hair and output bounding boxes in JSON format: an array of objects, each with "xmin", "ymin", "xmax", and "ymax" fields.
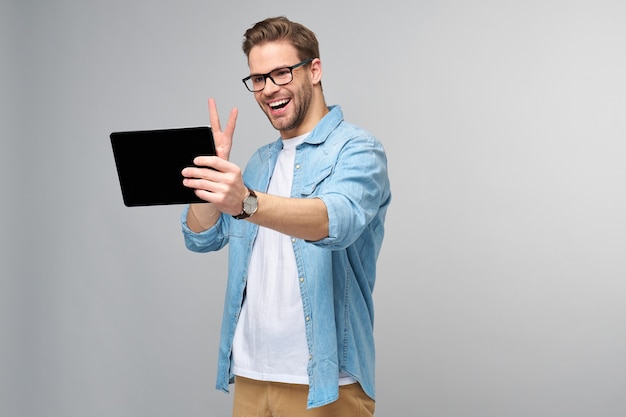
[{"xmin": 242, "ymin": 16, "xmax": 320, "ymax": 61}]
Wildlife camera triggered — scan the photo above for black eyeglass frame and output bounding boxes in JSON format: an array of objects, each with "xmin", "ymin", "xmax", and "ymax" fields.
[{"xmin": 242, "ymin": 58, "xmax": 315, "ymax": 92}]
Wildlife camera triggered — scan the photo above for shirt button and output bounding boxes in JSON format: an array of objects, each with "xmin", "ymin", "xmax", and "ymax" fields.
[
  {"xmin": 306, "ymin": 316, "xmax": 310, "ymax": 321},
  {"xmin": 300, "ymin": 277, "xmax": 304, "ymax": 283},
  {"xmin": 295, "ymin": 164, "xmax": 301, "ymax": 169},
  {"xmin": 291, "ymin": 238, "xmax": 296, "ymax": 243}
]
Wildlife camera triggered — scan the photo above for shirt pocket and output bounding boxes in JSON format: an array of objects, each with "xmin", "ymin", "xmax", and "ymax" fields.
[{"xmin": 299, "ymin": 164, "xmax": 333, "ymax": 197}]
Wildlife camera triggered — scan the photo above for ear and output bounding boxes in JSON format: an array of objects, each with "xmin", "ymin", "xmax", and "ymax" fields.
[{"xmin": 309, "ymin": 58, "xmax": 323, "ymax": 85}]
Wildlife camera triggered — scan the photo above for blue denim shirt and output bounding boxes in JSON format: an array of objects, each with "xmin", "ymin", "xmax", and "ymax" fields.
[{"xmin": 181, "ymin": 105, "xmax": 391, "ymax": 409}]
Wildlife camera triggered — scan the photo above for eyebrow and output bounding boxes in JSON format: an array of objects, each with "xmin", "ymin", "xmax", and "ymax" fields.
[{"xmin": 249, "ymin": 64, "xmax": 292, "ymax": 77}]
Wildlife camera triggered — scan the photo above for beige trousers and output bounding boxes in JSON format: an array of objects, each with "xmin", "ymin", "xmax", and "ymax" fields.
[{"xmin": 232, "ymin": 376, "xmax": 375, "ymax": 417}]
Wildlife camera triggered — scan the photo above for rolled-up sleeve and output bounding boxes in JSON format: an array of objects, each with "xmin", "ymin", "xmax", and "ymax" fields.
[
  {"xmin": 315, "ymin": 136, "xmax": 389, "ymax": 250},
  {"xmin": 180, "ymin": 205, "xmax": 229, "ymax": 253}
]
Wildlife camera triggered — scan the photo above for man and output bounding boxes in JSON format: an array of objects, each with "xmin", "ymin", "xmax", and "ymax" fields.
[{"xmin": 181, "ymin": 16, "xmax": 390, "ymax": 416}]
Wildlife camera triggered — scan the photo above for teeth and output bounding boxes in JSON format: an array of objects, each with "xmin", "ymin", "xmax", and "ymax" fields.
[{"xmin": 269, "ymin": 99, "xmax": 289, "ymax": 109}]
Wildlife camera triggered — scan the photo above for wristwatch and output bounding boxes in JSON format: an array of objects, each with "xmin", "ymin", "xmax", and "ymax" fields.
[{"xmin": 233, "ymin": 188, "xmax": 258, "ymax": 219}]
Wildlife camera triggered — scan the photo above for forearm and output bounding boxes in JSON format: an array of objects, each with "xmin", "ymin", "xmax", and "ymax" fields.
[
  {"xmin": 186, "ymin": 203, "xmax": 221, "ymax": 233},
  {"xmin": 246, "ymin": 192, "xmax": 329, "ymax": 241}
]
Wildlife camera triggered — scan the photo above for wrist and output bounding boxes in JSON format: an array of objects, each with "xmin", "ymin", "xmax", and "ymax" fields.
[{"xmin": 233, "ymin": 187, "xmax": 258, "ymax": 219}]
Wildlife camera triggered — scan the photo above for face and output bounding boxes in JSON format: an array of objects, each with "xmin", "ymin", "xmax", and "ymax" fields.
[{"xmin": 247, "ymin": 41, "xmax": 314, "ymax": 138}]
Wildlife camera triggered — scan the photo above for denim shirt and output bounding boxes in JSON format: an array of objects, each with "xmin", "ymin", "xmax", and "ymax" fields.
[{"xmin": 181, "ymin": 105, "xmax": 391, "ymax": 409}]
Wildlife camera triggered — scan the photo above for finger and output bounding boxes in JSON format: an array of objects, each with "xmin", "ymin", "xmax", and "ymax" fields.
[
  {"xmin": 223, "ymin": 107, "xmax": 238, "ymax": 138},
  {"xmin": 192, "ymin": 155, "xmax": 229, "ymax": 171},
  {"xmin": 193, "ymin": 188, "xmax": 215, "ymax": 203},
  {"xmin": 182, "ymin": 177, "xmax": 213, "ymax": 191},
  {"xmin": 182, "ymin": 162, "xmax": 218, "ymax": 180},
  {"xmin": 208, "ymin": 98, "xmax": 221, "ymax": 133},
  {"xmin": 208, "ymin": 98, "xmax": 238, "ymax": 136}
]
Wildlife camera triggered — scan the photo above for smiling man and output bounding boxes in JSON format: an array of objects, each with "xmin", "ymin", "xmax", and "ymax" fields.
[{"xmin": 180, "ymin": 16, "xmax": 391, "ymax": 416}]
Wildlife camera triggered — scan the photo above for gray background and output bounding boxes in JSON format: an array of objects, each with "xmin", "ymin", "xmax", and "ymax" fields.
[{"xmin": 2, "ymin": 1, "xmax": 625, "ymax": 416}]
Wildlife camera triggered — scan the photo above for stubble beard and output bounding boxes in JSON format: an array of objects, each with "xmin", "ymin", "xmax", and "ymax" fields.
[{"xmin": 264, "ymin": 83, "xmax": 313, "ymax": 133}]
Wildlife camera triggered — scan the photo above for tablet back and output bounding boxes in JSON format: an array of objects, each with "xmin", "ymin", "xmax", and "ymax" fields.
[{"xmin": 110, "ymin": 126, "xmax": 216, "ymax": 206}]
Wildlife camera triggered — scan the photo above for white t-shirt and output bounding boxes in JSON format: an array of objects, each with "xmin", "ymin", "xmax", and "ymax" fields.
[{"xmin": 232, "ymin": 134, "xmax": 310, "ymax": 384}]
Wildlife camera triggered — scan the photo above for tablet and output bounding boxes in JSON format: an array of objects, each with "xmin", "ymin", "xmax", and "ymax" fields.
[{"xmin": 110, "ymin": 126, "xmax": 216, "ymax": 206}]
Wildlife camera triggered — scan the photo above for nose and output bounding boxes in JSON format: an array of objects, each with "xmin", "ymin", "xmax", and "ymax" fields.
[{"xmin": 261, "ymin": 77, "xmax": 280, "ymax": 95}]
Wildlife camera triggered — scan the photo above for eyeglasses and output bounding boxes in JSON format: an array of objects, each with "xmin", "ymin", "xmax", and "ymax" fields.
[{"xmin": 242, "ymin": 58, "xmax": 314, "ymax": 92}]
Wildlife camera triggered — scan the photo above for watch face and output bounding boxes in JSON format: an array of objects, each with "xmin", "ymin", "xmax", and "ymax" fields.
[{"xmin": 243, "ymin": 195, "xmax": 257, "ymax": 214}]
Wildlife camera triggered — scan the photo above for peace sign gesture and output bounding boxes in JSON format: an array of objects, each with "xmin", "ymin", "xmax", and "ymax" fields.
[{"xmin": 208, "ymin": 98, "xmax": 238, "ymax": 161}]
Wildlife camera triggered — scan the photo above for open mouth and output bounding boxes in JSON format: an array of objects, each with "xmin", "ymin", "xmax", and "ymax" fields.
[{"xmin": 269, "ymin": 99, "xmax": 290, "ymax": 110}]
